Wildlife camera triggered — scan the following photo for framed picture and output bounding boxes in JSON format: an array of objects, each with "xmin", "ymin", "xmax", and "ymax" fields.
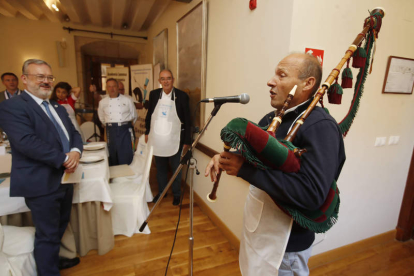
[
  {"xmin": 153, "ymin": 28, "xmax": 168, "ymax": 88},
  {"xmin": 176, "ymin": 0, "xmax": 208, "ymax": 128},
  {"xmin": 382, "ymin": 56, "xmax": 414, "ymax": 94}
]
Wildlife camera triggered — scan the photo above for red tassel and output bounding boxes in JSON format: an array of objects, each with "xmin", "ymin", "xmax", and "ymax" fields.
[
  {"xmin": 328, "ymin": 92, "xmax": 342, "ymax": 105},
  {"xmin": 341, "ymin": 77, "xmax": 353, "ymax": 89},
  {"xmin": 352, "ymin": 46, "xmax": 367, "ymax": 68},
  {"xmin": 327, "ymin": 79, "xmax": 343, "ymax": 105}
]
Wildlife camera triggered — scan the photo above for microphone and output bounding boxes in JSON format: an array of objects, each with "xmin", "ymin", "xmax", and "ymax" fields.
[{"xmin": 201, "ymin": 93, "xmax": 250, "ymax": 104}]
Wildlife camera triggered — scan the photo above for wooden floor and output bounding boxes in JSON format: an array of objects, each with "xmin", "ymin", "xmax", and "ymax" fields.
[
  {"xmin": 310, "ymin": 239, "xmax": 414, "ymax": 275},
  {"xmin": 61, "ymin": 167, "xmax": 241, "ymax": 276},
  {"xmin": 60, "ymin": 164, "xmax": 414, "ymax": 275}
]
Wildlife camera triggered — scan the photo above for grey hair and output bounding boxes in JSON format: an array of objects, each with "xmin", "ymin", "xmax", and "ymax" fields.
[
  {"xmin": 159, "ymin": 69, "xmax": 174, "ymax": 79},
  {"xmin": 297, "ymin": 53, "xmax": 322, "ymax": 95},
  {"xmin": 22, "ymin": 59, "xmax": 52, "ymax": 74}
]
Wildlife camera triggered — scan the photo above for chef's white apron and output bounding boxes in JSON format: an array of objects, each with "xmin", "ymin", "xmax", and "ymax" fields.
[
  {"xmin": 239, "ymin": 185, "xmax": 293, "ymax": 276},
  {"xmin": 149, "ymin": 92, "xmax": 181, "ymax": 157}
]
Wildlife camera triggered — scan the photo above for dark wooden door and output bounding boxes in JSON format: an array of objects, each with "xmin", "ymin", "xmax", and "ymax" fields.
[{"xmin": 396, "ymin": 147, "xmax": 414, "ymax": 241}]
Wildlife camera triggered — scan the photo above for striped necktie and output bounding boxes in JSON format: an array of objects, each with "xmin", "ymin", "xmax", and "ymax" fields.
[{"xmin": 41, "ymin": 101, "xmax": 70, "ymax": 153}]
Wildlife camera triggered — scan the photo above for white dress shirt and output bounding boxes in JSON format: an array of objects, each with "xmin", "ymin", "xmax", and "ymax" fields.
[
  {"xmin": 25, "ymin": 90, "xmax": 81, "ymax": 157},
  {"xmin": 97, "ymin": 94, "xmax": 138, "ymax": 125}
]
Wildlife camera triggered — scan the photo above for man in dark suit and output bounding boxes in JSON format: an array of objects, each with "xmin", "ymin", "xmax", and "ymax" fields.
[
  {"xmin": 145, "ymin": 69, "xmax": 191, "ymax": 205},
  {"xmin": 0, "ymin": 72, "xmax": 22, "ymax": 103},
  {"xmin": 0, "ymin": 59, "xmax": 83, "ymax": 276}
]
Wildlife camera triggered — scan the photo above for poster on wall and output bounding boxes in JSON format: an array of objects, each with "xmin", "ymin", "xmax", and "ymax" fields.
[
  {"xmin": 130, "ymin": 64, "xmax": 153, "ymax": 139},
  {"xmin": 177, "ymin": 1, "xmax": 207, "ymax": 129},
  {"xmin": 153, "ymin": 29, "xmax": 168, "ymax": 71},
  {"xmin": 106, "ymin": 67, "xmax": 130, "ymax": 95},
  {"xmin": 153, "ymin": 63, "xmax": 161, "ymax": 89}
]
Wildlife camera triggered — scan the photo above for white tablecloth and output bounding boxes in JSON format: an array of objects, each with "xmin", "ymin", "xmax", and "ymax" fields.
[
  {"xmin": 0, "ymin": 178, "xmax": 30, "ymax": 216},
  {"xmin": 73, "ymin": 146, "xmax": 112, "ymax": 211},
  {"xmin": 0, "ymin": 142, "xmax": 113, "ymax": 215}
]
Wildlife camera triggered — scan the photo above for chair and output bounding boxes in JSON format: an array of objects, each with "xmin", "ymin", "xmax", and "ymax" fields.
[
  {"xmin": 80, "ymin": 121, "xmax": 100, "ymax": 143},
  {"xmin": 0, "ymin": 223, "xmax": 37, "ymax": 276},
  {"xmin": 110, "ymin": 135, "xmax": 153, "ymax": 237},
  {"xmin": 130, "ymin": 136, "xmax": 154, "ymax": 203}
]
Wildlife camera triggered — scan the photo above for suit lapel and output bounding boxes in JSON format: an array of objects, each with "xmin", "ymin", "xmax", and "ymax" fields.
[{"xmin": 21, "ymin": 92, "xmax": 63, "ymax": 147}]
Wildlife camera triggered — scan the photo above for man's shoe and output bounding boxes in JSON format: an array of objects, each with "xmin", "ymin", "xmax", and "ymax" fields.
[
  {"xmin": 59, "ymin": 257, "xmax": 80, "ymax": 270},
  {"xmin": 152, "ymin": 193, "xmax": 160, "ymax": 203},
  {"xmin": 173, "ymin": 196, "xmax": 180, "ymax": 206}
]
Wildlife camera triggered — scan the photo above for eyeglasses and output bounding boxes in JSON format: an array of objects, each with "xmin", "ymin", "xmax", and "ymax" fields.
[
  {"xmin": 24, "ymin": 74, "xmax": 56, "ymax": 82},
  {"xmin": 160, "ymin": 77, "xmax": 172, "ymax": 82}
]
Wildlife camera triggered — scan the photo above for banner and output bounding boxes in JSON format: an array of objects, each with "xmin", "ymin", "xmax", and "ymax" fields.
[
  {"xmin": 106, "ymin": 67, "xmax": 129, "ymax": 95},
  {"xmin": 130, "ymin": 64, "xmax": 153, "ymax": 139}
]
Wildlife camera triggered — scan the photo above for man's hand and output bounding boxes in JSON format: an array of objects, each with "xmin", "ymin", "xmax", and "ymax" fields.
[
  {"xmin": 204, "ymin": 152, "xmax": 244, "ymax": 182},
  {"xmin": 181, "ymin": 144, "xmax": 191, "ymax": 157},
  {"xmin": 204, "ymin": 154, "xmax": 221, "ymax": 182},
  {"xmin": 218, "ymin": 151, "xmax": 244, "ymax": 176},
  {"xmin": 145, "ymin": 135, "xmax": 148, "ymax": 143},
  {"xmin": 63, "ymin": 151, "xmax": 81, "ymax": 173}
]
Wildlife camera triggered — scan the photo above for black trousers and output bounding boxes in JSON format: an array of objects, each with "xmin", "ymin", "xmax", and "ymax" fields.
[
  {"xmin": 25, "ymin": 184, "xmax": 73, "ymax": 276},
  {"xmin": 106, "ymin": 122, "xmax": 135, "ymax": 166}
]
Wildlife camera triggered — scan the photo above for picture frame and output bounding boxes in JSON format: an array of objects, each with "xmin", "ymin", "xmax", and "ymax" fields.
[
  {"xmin": 153, "ymin": 28, "xmax": 168, "ymax": 89},
  {"xmin": 382, "ymin": 56, "xmax": 414, "ymax": 95},
  {"xmin": 176, "ymin": 0, "xmax": 208, "ymax": 128}
]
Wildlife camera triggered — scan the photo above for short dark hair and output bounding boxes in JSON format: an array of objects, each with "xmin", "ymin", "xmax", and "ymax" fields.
[
  {"xmin": 1, "ymin": 72, "xmax": 18, "ymax": 81},
  {"xmin": 50, "ymin": 82, "xmax": 72, "ymax": 101},
  {"xmin": 298, "ymin": 54, "xmax": 322, "ymax": 95}
]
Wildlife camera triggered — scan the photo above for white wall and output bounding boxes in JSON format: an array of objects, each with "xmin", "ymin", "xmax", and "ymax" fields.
[
  {"xmin": 0, "ymin": 14, "xmax": 148, "ymax": 91},
  {"xmin": 149, "ymin": 0, "xmax": 414, "ymax": 256},
  {"xmin": 289, "ymin": 0, "xmax": 414, "ymax": 255},
  {"xmin": 147, "ymin": 0, "xmax": 294, "ymax": 246}
]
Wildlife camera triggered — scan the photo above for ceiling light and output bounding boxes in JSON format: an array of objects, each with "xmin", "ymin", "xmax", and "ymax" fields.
[{"xmin": 52, "ymin": 3, "xmax": 59, "ymax": 11}]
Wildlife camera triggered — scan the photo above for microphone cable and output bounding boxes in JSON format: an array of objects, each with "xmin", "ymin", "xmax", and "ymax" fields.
[
  {"xmin": 164, "ymin": 100, "xmax": 206, "ymax": 275},
  {"xmin": 164, "ymin": 155, "xmax": 191, "ymax": 276}
]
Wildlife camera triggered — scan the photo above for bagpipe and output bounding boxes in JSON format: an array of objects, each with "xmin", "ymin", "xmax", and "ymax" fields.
[{"xmin": 207, "ymin": 8, "xmax": 385, "ymax": 233}]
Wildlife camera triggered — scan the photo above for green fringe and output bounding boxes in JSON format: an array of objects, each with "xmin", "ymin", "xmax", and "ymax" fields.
[
  {"xmin": 342, "ymin": 67, "xmax": 353, "ymax": 79},
  {"xmin": 339, "ymin": 30, "xmax": 374, "ymax": 136},
  {"xmin": 278, "ymin": 183, "xmax": 340, "ymax": 233},
  {"xmin": 220, "ymin": 124, "xmax": 300, "ymax": 171},
  {"xmin": 324, "ymin": 108, "xmax": 330, "ymax": 114},
  {"xmin": 220, "ymin": 126, "xmax": 268, "ymax": 170}
]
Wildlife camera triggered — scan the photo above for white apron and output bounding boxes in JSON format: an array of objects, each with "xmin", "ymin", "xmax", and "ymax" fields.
[
  {"xmin": 149, "ymin": 91, "xmax": 181, "ymax": 157},
  {"xmin": 61, "ymin": 103, "xmax": 86, "ymax": 143},
  {"xmin": 239, "ymin": 185, "xmax": 293, "ymax": 276}
]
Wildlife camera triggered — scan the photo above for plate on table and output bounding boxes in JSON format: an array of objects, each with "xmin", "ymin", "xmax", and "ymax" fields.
[
  {"xmin": 79, "ymin": 155, "xmax": 104, "ymax": 164},
  {"xmin": 84, "ymin": 143, "xmax": 105, "ymax": 151}
]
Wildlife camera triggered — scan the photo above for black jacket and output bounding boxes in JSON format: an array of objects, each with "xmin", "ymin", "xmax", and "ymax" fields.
[{"xmin": 145, "ymin": 88, "xmax": 192, "ymax": 145}]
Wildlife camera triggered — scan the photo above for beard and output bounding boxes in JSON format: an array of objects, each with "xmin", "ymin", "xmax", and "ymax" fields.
[{"xmin": 28, "ymin": 83, "xmax": 53, "ymax": 99}]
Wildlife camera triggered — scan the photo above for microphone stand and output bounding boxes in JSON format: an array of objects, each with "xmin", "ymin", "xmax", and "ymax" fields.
[
  {"xmin": 139, "ymin": 103, "xmax": 224, "ymax": 276},
  {"xmin": 87, "ymin": 89, "xmax": 102, "ymax": 142}
]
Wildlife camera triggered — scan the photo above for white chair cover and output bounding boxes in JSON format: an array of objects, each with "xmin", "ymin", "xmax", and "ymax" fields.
[
  {"xmin": 0, "ymin": 223, "xmax": 37, "ymax": 276},
  {"xmin": 130, "ymin": 136, "xmax": 154, "ymax": 202},
  {"xmin": 110, "ymin": 136, "xmax": 153, "ymax": 237}
]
